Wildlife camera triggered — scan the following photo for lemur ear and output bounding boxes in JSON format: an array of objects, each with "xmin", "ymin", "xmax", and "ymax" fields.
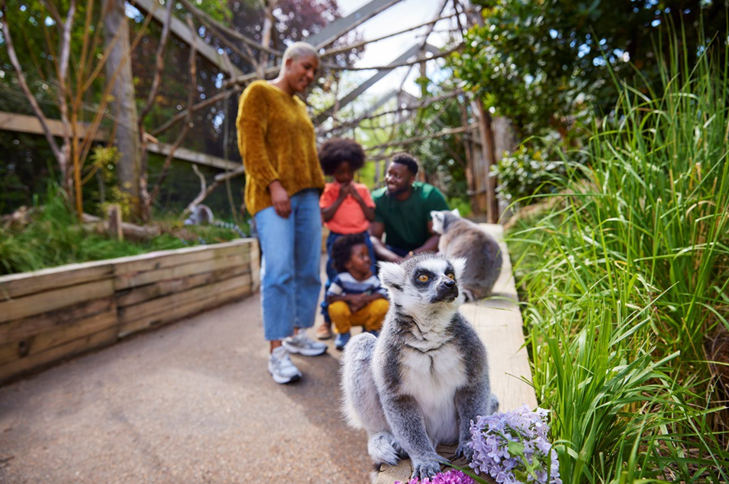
[
  {"xmin": 451, "ymin": 208, "xmax": 460, "ymax": 217},
  {"xmin": 452, "ymin": 257, "xmax": 467, "ymax": 281},
  {"xmin": 378, "ymin": 261, "xmax": 405, "ymax": 291}
]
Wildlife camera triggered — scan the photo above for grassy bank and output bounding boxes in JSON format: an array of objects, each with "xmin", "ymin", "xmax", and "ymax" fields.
[
  {"xmin": 0, "ymin": 187, "xmax": 247, "ymax": 276},
  {"xmin": 508, "ymin": 37, "xmax": 729, "ymax": 482}
]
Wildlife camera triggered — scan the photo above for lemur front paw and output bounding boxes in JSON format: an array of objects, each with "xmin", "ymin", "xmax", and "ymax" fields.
[
  {"xmin": 454, "ymin": 441, "xmax": 473, "ymax": 461},
  {"xmin": 393, "ymin": 440, "xmax": 409, "ymax": 459},
  {"xmin": 411, "ymin": 456, "xmax": 444, "ymax": 480}
]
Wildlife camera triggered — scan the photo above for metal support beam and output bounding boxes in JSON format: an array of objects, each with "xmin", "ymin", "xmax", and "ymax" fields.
[
  {"xmin": 0, "ymin": 111, "xmax": 239, "ymax": 171},
  {"xmin": 306, "ymin": 0, "xmax": 405, "ymax": 49},
  {"xmin": 314, "ymin": 43, "xmax": 439, "ymax": 125},
  {"xmin": 134, "ymin": 0, "xmax": 243, "ymax": 77}
]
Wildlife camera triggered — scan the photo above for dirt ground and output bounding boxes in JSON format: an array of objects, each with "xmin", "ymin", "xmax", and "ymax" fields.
[{"xmin": 0, "ymin": 292, "xmax": 373, "ymax": 484}]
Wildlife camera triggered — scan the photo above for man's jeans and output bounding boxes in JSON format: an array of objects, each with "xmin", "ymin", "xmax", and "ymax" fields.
[{"xmin": 254, "ymin": 189, "xmax": 322, "ymax": 341}]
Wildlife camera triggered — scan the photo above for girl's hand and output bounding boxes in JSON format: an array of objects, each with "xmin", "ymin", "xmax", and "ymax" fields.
[
  {"xmin": 269, "ymin": 180, "xmax": 291, "ymax": 218},
  {"xmin": 340, "ymin": 183, "xmax": 355, "ymax": 198}
]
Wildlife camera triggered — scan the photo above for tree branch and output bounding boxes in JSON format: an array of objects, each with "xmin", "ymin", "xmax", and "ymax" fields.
[
  {"xmin": 149, "ymin": 14, "xmax": 198, "ymax": 205},
  {"xmin": 363, "ymin": 124, "xmax": 478, "ymax": 151},
  {"xmin": 149, "ymin": 85, "xmax": 243, "ymax": 137},
  {"xmin": 177, "ymin": 0, "xmax": 258, "ymax": 66},
  {"xmin": 185, "ymin": 166, "xmax": 245, "ymax": 215},
  {"xmin": 321, "ymin": 9, "xmax": 473, "ymax": 58},
  {"xmin": 177, "ymin": 0, "xmax": 281, "ymax": 56},
  {"xmin": 320, "ymin": 43, "xmax": 462, "ymax": 71},
  {"xmin": 0, "ymin": 0, "xmax": 66, "ymax": 169},
  {"xmin": 139, "ymin": 0, "xmax": 174, "ymax": 125},
  {"xmin": 321, "ymin": 90, "xmax": 463, "ymax": 134}
]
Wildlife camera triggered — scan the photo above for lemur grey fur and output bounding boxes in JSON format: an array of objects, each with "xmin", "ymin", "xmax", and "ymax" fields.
[{"xmin": 341, "ymin": 253, "xmax": 498, "ymax": 480}]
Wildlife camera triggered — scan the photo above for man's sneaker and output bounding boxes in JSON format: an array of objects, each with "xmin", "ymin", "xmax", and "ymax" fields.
[
  {"xmin": 268, "ymin": 346, "xmax": 302, "ymax": 384},
  {"xmin": 335, "ymin": 331, "xmax": 351, "ymax": 351},
  {"xmin": 283, "ymin": 331, "xmax": 328, "ymax": 356}
]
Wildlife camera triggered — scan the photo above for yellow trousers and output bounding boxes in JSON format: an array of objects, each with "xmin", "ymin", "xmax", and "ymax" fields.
[{"xmin": 328, "ymin": 299, "xmax": 389, "ymax": 334}]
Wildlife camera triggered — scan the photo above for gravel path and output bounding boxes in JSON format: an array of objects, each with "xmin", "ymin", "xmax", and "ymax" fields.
[{"xmin": 0, "ymin": 293, "xmax": 372, "ymax": 484}]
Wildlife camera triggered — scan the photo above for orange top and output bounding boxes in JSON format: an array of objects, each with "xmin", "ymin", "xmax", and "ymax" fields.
[{"xmin": 320, "ymin": 182, "xmax": 375, "ymax": 234}]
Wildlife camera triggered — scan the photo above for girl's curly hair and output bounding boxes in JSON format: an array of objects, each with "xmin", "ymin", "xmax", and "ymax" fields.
[{"xmin": 319, "ymin": 138, "xmax": 366, "ymax": 176}]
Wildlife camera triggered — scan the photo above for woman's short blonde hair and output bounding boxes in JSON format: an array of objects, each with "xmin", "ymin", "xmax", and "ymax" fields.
[{"xmin": 280, "ymin": 42, "xmax": 319, "ymax": 75}]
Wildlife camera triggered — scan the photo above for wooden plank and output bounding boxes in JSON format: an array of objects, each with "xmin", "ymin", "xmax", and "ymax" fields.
[
  {"xmin": 0, "ymin": 306, "xmax": 118, "ymax": 366},
  {"xmin": 0, "ymin": 297, "xmax": 114, "ymax": 344},
  {"xmin": 0, "ymin": 110, "xmax": 107, "ymax": 140},
  {"xmin": 0, "ymin": 111, "xmax": 237, "ymax": 171},
  {"xmin": 306, "ymin": 0, "xmax": 404, "ymax": 48},
  {"xmin": 0, "ymin": 327, "xmax": 118, "ymax": 384},
  {"xmin": 0, "ymin": 279, "xmax": 115, "ymax": 324},
  {"xmin": 115, "ymin": 253, "xmax": 247, "ymax": 290},
  {"xmin": 146, "ymin": 142, "xmax": 240, "ymax": 171},
  {"xmin": 116, "ymin": 265, "xmax": 250, "ymax": 308},
  {"xmin": 118, "ymin": 283, "xmax": 250, "ymax": 338},
  {"xmin": 118, "ymin": 273, "xmax": 251, "ymax": 325},
  {"xmin": 113, "ymin": 240, "xmax": 250, "ymax": 276},
  {"xmin": 375, "ymin": 224, "xmax": 534, "ymax": 484},
  {"xmin": 314, "ymin": 43, "xmax": 440, "ymax": 124},
  {"xmin": 0, "ymin": 261, "xmax": 114, "ymax": 301}
]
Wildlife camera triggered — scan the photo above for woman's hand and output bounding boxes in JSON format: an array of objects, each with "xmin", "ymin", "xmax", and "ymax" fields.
[{"xmin": 268, "ymin": 180, "xmax": 291, "ymax": 218}]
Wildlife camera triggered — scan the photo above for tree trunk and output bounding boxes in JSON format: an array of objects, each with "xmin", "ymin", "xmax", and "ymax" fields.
[
  {"xmin": 474, "ymin": 100, "xmax": 499, "ymax": 224},
  {"xmin": 103, "ymin": 0, "xmax": 142, "ymax": 220}
]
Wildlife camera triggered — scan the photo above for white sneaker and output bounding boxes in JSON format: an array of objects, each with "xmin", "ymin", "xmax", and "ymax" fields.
[
  {"xmin": 268, "ymin": 346, "xmax": 302, "ymax": 384},
  {"xmin": 283, "ymin": 330, "xmax": 328, "ymax": 356}
]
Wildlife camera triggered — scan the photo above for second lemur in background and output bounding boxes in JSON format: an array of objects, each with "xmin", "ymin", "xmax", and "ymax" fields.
[
  {"xmin": 431, "ymin": 209, "xmax": 503, "ymax": 301},
  {"xmin": 318, "ymin": 138, "xmax": 377, "ymax": 340}
]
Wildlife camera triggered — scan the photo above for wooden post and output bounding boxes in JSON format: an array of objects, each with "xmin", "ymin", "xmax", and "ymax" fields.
[
  {"xmin": 107, "ymin": 204, "xmax": 123, "ymax": 241},
  {"xmin": 474, "ymin": 100, "xmax": 499, "ymax": 223}
]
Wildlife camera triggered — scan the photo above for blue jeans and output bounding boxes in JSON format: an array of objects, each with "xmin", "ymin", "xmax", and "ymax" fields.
[
  {"xmin": 254, "ymin": 189, "xmax": 322, "ymax": 341},
  {"xmin": 325, "ymin": 230, "xmax": 376, "ymax": 282}
]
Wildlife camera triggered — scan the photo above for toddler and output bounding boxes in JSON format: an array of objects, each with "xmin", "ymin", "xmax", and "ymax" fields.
[{"xmin": 326, "ymin": 234, "xmax": 389, "ymax": 350}]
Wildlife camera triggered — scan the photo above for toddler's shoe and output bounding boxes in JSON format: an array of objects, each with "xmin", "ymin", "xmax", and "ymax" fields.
[
  {"xmin": 268, "ymin": 346, "xmax": 302, "ymax": 384},
  {"xmin": 283, "ymin": 330, "xmax": 328, "ymax": 356},
  {"xmin": 335, "ymin": 331, "xmax": 351, "ymax": 351},
  {"xmin": 365, "ymin": 329, "xmax": 380, "ymax": 337},
  {"xmin": 316, "ymin": 322, "xmax": 333, "ymax": 340}
]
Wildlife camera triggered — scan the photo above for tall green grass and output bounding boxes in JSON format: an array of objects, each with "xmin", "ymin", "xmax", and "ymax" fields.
[{"xmin": 508, "ymin": 34, "xmax": 729, "ymax": 483}]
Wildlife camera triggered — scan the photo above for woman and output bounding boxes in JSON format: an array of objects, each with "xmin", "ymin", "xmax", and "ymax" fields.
[{"xmin": 236, "ymin": 42, "xmax": 327, "ymax": 384}]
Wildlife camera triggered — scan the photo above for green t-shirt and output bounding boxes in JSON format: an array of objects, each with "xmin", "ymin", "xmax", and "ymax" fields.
[{"xmin": 372, "ymin": 182, "xmax": 450, "ymax": 252}]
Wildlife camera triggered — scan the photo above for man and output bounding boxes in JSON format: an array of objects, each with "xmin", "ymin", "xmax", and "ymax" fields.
[{"xmin": 370, "ymin": 153, "xmax": 450, "ymax": 262}]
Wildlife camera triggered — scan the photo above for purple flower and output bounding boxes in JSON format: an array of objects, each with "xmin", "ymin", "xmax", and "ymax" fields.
[
  {"xmin": 468, "ymin": 405, "xmax": 561, "ymax": 484},
  {"xmin": 395, "ymin": 469, "xmax": 475, "ymax": 484}
]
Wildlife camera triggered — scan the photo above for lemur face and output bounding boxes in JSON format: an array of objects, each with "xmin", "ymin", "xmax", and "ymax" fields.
[
  {"xmin": 379, "ymin": 254, "xmax": 467, "ymax": 307},
  {"xmin": 429, "ymin": 208, "xmax": 461, "ymax": 235}
]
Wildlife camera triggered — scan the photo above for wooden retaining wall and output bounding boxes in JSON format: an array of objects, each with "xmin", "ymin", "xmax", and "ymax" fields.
[{"xmin": 0, "ymin": 238, "xmax": 260, "ymax": 385}]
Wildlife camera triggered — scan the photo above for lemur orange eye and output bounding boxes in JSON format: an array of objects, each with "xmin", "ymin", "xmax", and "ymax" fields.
[
  {"xmin": 418, "ymin": 274, "xmax": 429, "ymax": 282},
  {"xmin": 447, "ymin": 273, "xmax": 455, "ymax": 280}
]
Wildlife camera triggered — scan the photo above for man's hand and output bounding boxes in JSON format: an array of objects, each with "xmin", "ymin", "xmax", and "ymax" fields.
[{"xmin": 269, "ymin": 180, "xmax": 291, "ymax": 218}]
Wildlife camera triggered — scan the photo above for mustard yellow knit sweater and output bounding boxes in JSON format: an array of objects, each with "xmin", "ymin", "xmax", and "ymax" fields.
[{"xmin": 236, "ymin": 80, "xmax": 325, "ymax": 216}]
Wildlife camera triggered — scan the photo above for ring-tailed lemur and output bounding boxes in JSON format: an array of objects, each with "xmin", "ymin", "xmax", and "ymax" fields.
[{"xmin": 341, "ymin": 253, "xmax": 498, "ymax": 480}]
